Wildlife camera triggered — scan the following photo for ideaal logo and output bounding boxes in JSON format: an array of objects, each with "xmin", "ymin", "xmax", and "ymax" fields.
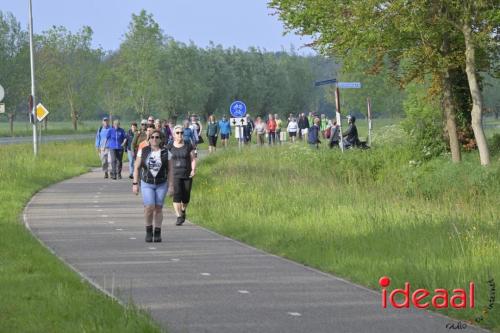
[{"xmin": 378, "ymin": 276, "xmax": 475, "ymax": 309}]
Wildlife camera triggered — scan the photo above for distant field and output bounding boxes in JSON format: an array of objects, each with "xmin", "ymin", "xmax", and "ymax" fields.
[{"xmin": 0, "ymin": 120, "xmax": 100, "ymax": 137}]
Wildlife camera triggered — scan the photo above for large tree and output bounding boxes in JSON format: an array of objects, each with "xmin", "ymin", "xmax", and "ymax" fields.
[
  {"xmin": 117, "ymin": 10, "xmax": 165, "ymax": 119},
  {"xmin": 269, "ymin": 0, "xmax": 499, "ymax": 165},
  {"xmin": 37, "ymin": 26, "xmax": 101, "ymax": 129},
  {"xmin": 0, "ymin": 11, "xmax": 30, "ymax": 135}
]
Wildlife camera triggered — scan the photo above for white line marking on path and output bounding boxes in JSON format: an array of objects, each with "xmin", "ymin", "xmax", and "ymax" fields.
[
  {"xmin": 148, "ymin": 247, "xmax": 156, "ymax": 250},
  {"xmin": 97, "ymin": 209, "xmax": 103, "ymax": 212},
  {"xmin": 129, "ymin": 237, "xmax": 136, "ymax": 240},
  {"xmin": 171, "ymin": 258, "xmax": 180, "ymax": 262},
  {"xmin": 93, "ymin": 201, "xmax": 99, "ymax": 203},
  {"xmin": 107, "ymin": 221, "xmax": 115, "ymax": 224},
  {"xmin": 200, "ymin": 273, "xmax": 211, "ymax": 276},
  {"xmin": 238, "ymin": 290, "xmax": 250, "ymax": 294},
  {"xmin": 287, "ymin": 312, "xmax": 301, "ymax": 317},
  {"xmin": 101, "ymin": 215, "xmax": 108, "ymax": 218},
  {"xmin": 115, "ymin": 228, "xmax": 123, "ymax": 231}
]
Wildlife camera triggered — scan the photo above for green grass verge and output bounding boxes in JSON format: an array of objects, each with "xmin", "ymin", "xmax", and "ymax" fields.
[
  {"xmin": 0, "ymin": 121, "xmax": 99, "ymax": 137},
  {"xmin": 0, "ymin": 141, "xmax": 161, "ymax": 333},
  {"xmin": 189, "ymin": 142, "xmax": 500, "ymax": 331}
]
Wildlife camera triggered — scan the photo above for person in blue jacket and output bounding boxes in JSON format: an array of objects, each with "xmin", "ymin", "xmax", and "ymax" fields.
[
  {"xmin": 95, "ymin": 117, "xmax": 111, "ymax": 178},
  {"xmin": 106, "ymin": 119, "xmax": 127, "ymax": 179},
  {"xmin": 218, "ymin": 115, "xmax": 231, "ymax": 148}
]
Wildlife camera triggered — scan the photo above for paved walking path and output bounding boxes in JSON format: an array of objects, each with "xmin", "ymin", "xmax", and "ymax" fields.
[{"xmin": 24, "ymin": 169, "xmax": 487, "ymax": 333}]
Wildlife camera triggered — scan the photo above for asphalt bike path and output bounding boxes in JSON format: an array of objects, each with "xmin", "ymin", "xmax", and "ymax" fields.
[{"xmin": 23, "ymin": 168, "xmax": 487, "ymax": 333}]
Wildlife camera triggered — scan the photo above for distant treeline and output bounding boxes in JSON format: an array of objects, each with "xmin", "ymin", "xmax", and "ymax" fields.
[{"xmin": 1, "ymin": 10, "xmax": 413, "ymax": 130}]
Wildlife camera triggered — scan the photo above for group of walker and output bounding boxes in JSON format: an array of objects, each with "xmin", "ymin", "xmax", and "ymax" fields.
[
  {"xmin": 95, "ymin": 115, "xmax": 199, "ymax": 243},
  {"xmin": 201, "ymin": 112, "xmax": 360, "ymax": 151}
]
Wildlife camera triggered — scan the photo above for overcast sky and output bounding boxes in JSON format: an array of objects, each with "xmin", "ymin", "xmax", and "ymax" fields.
[{"xmin": 1, "ymin": 0, "xmax": 315, "ymax": 54}]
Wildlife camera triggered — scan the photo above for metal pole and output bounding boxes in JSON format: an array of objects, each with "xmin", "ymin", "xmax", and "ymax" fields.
[
  {"xmin": 367, "ymin": 97, "xmax": 372, "ymax": 147},
  {"xmin": 335, "ymin": 86, "xmax": 344, "ymax": 153},
  {"xmin": 28, "ymin": 0, "xmax": 38, "ymax": 156}
]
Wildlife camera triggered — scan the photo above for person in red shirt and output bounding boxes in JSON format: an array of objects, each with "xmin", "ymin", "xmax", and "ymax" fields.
[{"xmin": 267, "ymin": 114, "xmax": 277, "ymax": 145}]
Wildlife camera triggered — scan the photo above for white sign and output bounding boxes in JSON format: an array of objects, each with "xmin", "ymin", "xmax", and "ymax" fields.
[
  {"xmin": 337, "ymin": 82, "xmax": 361, "ymax": 89},
  {"xmin": 0, "ymin": 103, "xmax": 5, "ymax": 114},
  {"xmin": 230, "ymin": 117, "xmax": 247, "ymax": 126},
  {"xmin": 0, "ymin": 84, "xmax": 4, "ymax": 102}
]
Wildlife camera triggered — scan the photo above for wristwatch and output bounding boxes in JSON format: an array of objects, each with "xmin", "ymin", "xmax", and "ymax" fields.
[{"xmin": 132, "ymin": 182, "xmax": 138, "ymax": 185}]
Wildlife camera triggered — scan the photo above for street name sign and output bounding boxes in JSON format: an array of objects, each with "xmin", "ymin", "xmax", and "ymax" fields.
[
  {"xmin": 314, "ymin": 79, "xmax": 337, "ymax": 87},
  {"xmin": 337, "ymin": 82, "xmax": 361, "ymax": 89}
]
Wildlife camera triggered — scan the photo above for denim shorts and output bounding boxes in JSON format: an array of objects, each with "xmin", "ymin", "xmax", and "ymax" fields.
[{"xmin": 141, "ymin": 180, "xmax": 168, "ymax": 206}]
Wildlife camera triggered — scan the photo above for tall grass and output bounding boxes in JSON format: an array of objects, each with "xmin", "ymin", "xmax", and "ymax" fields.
[
  {"xmin": 0, "ymin": 142, "xmax": 161, "ymax": 333},
  {"xmin": 189, "ymin": 143, "xmax": 500, "ymax": 331}
]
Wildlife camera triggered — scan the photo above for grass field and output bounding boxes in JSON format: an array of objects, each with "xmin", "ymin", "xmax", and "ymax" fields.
[
  {"xmin": 0, "ymin": 142, "xmax": 161, "ymax": 333},
  {"xmin": 0, "ymin": 120, "xmax": 100, "ymax": 137},
  {"xmin": 188, "ymin": 129, "xmax": 500, "ymax": 331}
]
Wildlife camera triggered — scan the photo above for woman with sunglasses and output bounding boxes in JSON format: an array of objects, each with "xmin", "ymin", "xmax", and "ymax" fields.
[
  {"xmin": 167, "ymin": 125, "xmax": 197, "ymax": 226},
  {"xmin": 132, "ymin": 129, "xmax": 169, "ymax": 242}
]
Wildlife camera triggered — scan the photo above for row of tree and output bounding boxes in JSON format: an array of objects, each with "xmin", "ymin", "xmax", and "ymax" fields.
[
  {"xmin": 269, "ymin": 0, "xmax": 499, "ymax": 165},
  {"xmin": 1, "ymin": 10, "xmax": 407, "ymax": 132}
]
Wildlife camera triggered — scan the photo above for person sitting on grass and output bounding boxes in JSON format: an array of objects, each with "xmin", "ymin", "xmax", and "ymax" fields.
[{"xmin": 343, "ymin": 115, "xmax": 359, "ymax": 149}]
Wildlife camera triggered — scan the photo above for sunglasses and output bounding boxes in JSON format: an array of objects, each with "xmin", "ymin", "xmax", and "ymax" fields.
[
  {"xmin": 175, "ymin": 132, "xmax": 182, "ymax": 134},
  {"xmin": 150, "ymin": 136, "xmax": 161, "ymax": 139}
]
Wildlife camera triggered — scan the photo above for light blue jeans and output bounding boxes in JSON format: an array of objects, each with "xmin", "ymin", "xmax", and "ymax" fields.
[
  {"xmin": 127, "ymin": 149, "xmax": 135, "ymax": 176},
  {"xmin": 141, "ymin": 181, "xmax": 168, "ymax": 206}
]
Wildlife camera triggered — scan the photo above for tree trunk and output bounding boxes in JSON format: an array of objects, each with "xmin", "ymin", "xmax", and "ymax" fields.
[
  {"xmin": 442, "ymin": 69, "xmax": 461, "ymax": 163},
  {"xmin": 8, "ymin": 113, "xmax": 14, "ymax": 137},
  {"xmin": 463, "ymin": 23, "xmax": 490, "ymax": 166},
  {"xmin": 69, "ymin": 100, "xmax": 78, "ymax": 131}
]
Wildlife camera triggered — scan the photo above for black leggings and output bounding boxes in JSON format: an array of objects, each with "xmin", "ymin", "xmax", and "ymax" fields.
[{"xmin": 173, "ymin": 177, "xmax": 193, "ymax": 203}]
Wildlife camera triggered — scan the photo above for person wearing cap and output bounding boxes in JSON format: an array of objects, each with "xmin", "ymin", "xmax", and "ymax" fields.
[
  {"xmin": 95, "ymin": 117, "xmax": 112, "ymax": 178},
  {"xmin": 132, "ymin": 119, "xmax": 148, "ymax": 155}
]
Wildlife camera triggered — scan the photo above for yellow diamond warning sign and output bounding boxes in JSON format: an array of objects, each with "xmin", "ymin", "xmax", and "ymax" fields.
[{"xmin": 36, "ymin": 103, "xmax": 49, "ymax": 121}]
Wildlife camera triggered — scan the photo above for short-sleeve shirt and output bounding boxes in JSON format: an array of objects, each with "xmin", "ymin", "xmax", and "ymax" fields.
[{"xmin": 169, "ymin": 143, "xmax": 194, "ymax": 179}]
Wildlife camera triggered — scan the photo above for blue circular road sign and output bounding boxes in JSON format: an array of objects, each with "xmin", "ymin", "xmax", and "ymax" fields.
[{"xmin": 229, "ymin": 101, "xmax": 247, "ymax": 117}]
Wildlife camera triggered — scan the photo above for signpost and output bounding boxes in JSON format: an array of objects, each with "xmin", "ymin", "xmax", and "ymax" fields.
[
  {"xmin": 314, "ymin": 78, "xmax": 337, "ymax": 87},
  {"xmin": 0, "ymin": 84, "xmax": 4, "ymax": 114},
  {"xmin": 367, "ymin": 97, "xmax": 372, "ymax": 146},
  {"xmin": 335, "ymin": 87, "xmax": 344, "ymax": 152},
  {"xmin": 36, "ymin": 103, "xmax": 49, "ymax": 121},
  {"xmin": 230, "ymin": 101, "xmax": 247, "ymax": 149},
  {"xmin": 229, "ymin": 101, "xmax": 247, "ymax": 118},
  {"xmin": 337, "ymin": 82, "xmax": 362, "ymax": 89}
]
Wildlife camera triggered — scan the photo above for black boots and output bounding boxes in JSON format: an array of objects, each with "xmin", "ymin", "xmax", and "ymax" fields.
[
  {"xmin": 145, "ymin": 226, "xmax": 153, "ymax": 242},
  {"xmin": 153, "ymin": 227, "xmax": 162, "ymax": 242}
]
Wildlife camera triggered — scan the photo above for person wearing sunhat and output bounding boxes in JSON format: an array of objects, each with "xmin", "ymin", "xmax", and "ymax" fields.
[{"xmin": 95, "ymin": 117, "xmax": 111, "ymax": 178}]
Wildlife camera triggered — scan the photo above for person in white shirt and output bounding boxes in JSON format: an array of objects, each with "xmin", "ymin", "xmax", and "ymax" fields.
[{"xmin": 287, "ymin": 118, "xmax": 298, "ymax": 143}]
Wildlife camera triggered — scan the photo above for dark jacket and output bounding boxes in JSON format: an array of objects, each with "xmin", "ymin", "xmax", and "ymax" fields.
[
  {"xmin": 308, "ymin": 124, "xmax": 321, "ymax": 145},
  {"xmin": 343, "ymin": 124, "xmax": 359, "ymax": 145}
]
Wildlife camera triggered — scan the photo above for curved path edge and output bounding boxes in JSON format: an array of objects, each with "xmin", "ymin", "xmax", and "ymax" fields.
[{"xmin": 22, "ymin": 168, "xmax": 489, "ymax": 333}]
